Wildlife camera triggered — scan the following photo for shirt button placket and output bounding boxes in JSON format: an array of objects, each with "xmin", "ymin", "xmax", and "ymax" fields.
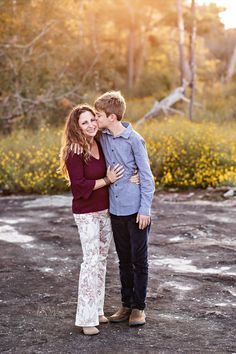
[{"xmin": 111, "ymin": 145, "xmax": 115, "ymax": 164}]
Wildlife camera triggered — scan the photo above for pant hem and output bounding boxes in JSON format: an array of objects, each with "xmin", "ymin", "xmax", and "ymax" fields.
[
  {"xmin": 75, "ymin": 322, "xmax": 99, "ymax": 327},
  {"xmin": 131, "ymin": 307, "xmax": 145, "ymax": 310}
]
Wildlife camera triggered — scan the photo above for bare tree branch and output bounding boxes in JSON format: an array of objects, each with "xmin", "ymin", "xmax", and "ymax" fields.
[
  {"xmin": 0, "ymin": 20, "xmax": 57, "ymax": 50},
  {"xmin": 136, "ymin": 82, "xmax": 188, "ymax": 125}
]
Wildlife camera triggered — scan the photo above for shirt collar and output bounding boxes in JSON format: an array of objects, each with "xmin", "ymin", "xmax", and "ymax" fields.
[{"xmin": 102, "ymin": 122, "xmax": 132, "ymax": 139}]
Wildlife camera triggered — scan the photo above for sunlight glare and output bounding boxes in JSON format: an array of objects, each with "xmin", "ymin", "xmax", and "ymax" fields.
[{"xmin": 195, "ymin": 0, "xmax": 236, "ymax": 29}]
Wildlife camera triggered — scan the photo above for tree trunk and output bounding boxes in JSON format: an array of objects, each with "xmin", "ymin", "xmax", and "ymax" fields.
[
  {"xmin": 125, "ymin": 0, "xmax": 135, "ymax": 93},
  {"xmin": 90, "ymin": 11, "xmax": 100, "ymax": 91},
  {"xmin": 12, "ymin": 0, "xmax": 17, "ymax": 14},
  {"xmin": 189, "ymin": 0, "xmax": 196, "ymax": 121},
  {"xmin": 127, "ymin": 28, "xmax": 135, "ymax": 93},
  {"xmin": 134, "ymin": 31, "xmax": 146, "ymax": 86},
  {"xmin": 176, "ymin": 0, "xmax": 189, "ymax": 86},
  {"xmin": 226, "ymin": 45, "xmax": 236, "ymax": 81},
  {"xmin": 136, "ymin": 83, "xmax": 189, "ymax": 125}
]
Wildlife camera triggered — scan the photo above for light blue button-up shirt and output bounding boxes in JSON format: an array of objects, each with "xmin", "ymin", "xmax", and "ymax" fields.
[{"xmin": 100, "ymin": 122, "xmax": 155, "ymax": 216}]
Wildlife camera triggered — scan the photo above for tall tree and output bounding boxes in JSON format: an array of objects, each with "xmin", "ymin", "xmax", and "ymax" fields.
[
  {"xmin": 189, "ymin": 0, "xmax": 196, "ymax": 121},
  {"xmin": 176, "ymin": 0, "xmax": 190, "ymax": 86},
  {"xmin": 125, "ymin": 0, "xmax": 135, "ymax": 92},
  {"xmin": 226, "ymin": 45, "xmax": 236, "ymax": 81}
]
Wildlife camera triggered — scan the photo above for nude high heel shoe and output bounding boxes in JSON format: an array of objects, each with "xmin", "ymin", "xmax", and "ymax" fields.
[
  {"xmin": 82, "ymin": 326, "xmax": 100, "ymax": 335},
  {"xmin": 99, "ymin": 315, "xmax": 109, "ymax": 324}
]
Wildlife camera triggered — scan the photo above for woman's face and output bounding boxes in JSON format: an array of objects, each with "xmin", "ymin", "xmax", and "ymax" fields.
[{"xmin": 78, "ymin": 111, "xmax": 98, "ymax": 138}]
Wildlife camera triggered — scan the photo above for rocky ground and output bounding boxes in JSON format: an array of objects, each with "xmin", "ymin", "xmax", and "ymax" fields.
[{"xmin": 0, "ymin": 190, "xmax": 236, "ymax": 354}]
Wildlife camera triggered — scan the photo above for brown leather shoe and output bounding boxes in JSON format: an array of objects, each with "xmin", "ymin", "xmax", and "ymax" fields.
[
  {"xmin": 129, "ymin": 309, "xmax": 146, "ymax": 326},
  {"xmin": 109, "ymin": 306, "xmax": 132, "ymax": 323}
]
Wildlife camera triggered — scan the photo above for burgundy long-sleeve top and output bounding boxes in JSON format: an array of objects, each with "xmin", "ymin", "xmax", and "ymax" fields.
[{"xmin": 66, "ymin": 142, "xmax": 109, "ymax": 214}]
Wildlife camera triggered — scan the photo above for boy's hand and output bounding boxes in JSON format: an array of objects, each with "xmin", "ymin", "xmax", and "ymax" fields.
[
  {"xmin": 71, "ymin": 143, "xmax": 83, "ymax": 154},
  {"xmin": 136, "ymin": 214, "xmax": 151, "ymax": 230}
]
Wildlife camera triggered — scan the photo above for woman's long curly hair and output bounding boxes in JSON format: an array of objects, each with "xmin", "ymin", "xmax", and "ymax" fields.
[{"xmin": 59, "ymin": 104, "xmax": 97, "ymax": 183}]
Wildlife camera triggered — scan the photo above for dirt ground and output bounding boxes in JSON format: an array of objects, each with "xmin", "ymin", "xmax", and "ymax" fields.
[{"xmin": 0, "ymin": 190, "xmax": 236, "ymax": 354}]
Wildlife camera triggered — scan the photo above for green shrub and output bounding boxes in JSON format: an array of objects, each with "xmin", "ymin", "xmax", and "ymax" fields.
[
  {"xmin": 135, "ymin": 117, "xmax": 236, "ymax": 188},
  {"xmin": 0, "ymin": 127, "xmax": 67, "ymax": 194},
  {"xmin": 0, "ymin": 117, "xmax": 236, "ymax": 194}
]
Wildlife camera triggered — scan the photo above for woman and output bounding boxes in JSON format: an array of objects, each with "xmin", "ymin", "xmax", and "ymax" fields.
[{"xmin": 60, "ymin": 104, "xmax": 126, "ymax": 336}]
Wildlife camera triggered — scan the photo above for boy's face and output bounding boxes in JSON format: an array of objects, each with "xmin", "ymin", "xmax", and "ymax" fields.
[{"xmin": 95, "ymin": 110, "xmax": 110, "ymax": 129}]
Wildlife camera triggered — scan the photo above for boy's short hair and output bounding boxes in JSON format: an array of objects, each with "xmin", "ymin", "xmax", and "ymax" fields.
[{"xmin": 94, "ymin": 91, "xmax": 126, "ymax": 121}]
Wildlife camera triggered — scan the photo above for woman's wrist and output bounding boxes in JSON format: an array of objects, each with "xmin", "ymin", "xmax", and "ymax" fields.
[{"xmin": 104, "ymin": 176, "xmax": 111, "ymax": 185}]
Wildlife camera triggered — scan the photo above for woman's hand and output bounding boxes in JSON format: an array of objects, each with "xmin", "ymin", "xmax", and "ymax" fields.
[
  {"xmin": 107, "ymin": 164, "xmax": 124, "ymax": 183},
  {"xmin": 130, "ymin": 170, "xmax": 140, "ymax": 185},
  {"xmin": 71, "ymin": 143, "xmax": 83, "ymax": 154}
]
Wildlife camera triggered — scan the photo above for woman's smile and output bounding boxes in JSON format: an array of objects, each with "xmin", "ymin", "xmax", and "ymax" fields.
[{"xmin": 78, "ymin": 111, "xmax": 98, "ymax": 138}]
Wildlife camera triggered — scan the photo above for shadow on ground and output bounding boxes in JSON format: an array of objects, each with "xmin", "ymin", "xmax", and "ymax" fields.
[{"xmin": 0, "ymin": 190, "xmax": 236, "ymax": 354}]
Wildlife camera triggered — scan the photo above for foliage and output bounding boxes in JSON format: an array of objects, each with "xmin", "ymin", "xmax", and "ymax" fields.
[
  {"xmin": 200, "ymin": 82, "xmax": 236, "ymax": 122},
  {"xmin": 0, "ymin": 127, "xmax": 66, "ymax": 194},
  {"xmin": 1, "ymin": 1, "xmax": 236, "ymax": 193},
  {"xmin": 137, "ymin": 118, "xmax": 236, "ymax": 188},
  {"xmin": 1, "ymin": 118, "xmax": 236, "ymax": 195},
  {"xmin": 1, "ymin": 0, "xmax": 236, "ymax": 132}
]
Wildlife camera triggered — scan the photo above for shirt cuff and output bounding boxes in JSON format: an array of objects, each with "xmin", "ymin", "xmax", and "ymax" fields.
[{"xmin": 138, "ymin": 207, "xmax": 151, "ymax": 216}]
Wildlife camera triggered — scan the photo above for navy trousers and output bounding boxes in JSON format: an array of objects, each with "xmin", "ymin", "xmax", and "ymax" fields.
[{"xmin": 110, "ymin": 213, "xmax": 150, "ymax": 310}]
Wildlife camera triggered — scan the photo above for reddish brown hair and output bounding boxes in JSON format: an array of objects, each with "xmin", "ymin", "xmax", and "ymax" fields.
[{"xmin": 59, "ymin": 104, "xmax": 96, "ymax": 182}]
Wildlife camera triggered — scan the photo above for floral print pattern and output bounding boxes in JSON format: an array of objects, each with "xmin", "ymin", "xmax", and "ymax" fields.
[{"xmin": 73, "ymin": 209, "xmax": 112, "ymax": 327}]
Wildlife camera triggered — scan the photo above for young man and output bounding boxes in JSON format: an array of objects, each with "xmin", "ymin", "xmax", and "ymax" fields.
[{"xmin": 94, "ymin": 91, "xmax": 155, "ymax": 326}]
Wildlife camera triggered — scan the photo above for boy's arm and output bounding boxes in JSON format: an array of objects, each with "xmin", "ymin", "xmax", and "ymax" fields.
[{"xmin": 132, "ymin": 135, "xmax": 155, "ymax": 228}]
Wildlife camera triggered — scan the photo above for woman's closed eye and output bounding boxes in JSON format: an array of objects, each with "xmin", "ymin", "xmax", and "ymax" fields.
[{"xmin": 82, "ymin": 119, "xmax": 96, "ymax": 125}]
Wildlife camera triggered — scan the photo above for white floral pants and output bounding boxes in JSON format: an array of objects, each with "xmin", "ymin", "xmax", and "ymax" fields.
[{"xmin": 73, "ymin": 209, "xmax": 112, "ymax": 327}]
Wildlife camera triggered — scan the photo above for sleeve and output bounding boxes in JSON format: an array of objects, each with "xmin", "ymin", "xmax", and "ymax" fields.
[
  {"xmin": 131, "ymin": 134, "xmax": 155, "ymax": 216},
  {"xmin": 66, "ymin": 152, "xmax": 96, "ymax": 200}
]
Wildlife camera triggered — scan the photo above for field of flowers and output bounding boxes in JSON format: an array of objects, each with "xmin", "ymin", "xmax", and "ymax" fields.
[
  {"xmin": 0, "ymin": 118, "xmax": 236, "ymax": 194},
  {"xmin": 0, "ymin": 127, "xmax": 66, "ymax": 194},
  {"xmin": 137, "ymin": 118, "xmax": 236, "ymax": 189}
]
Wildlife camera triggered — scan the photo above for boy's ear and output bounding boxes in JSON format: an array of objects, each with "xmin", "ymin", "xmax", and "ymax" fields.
[{"xmin": 109, "ymin": 113, "xmax": 118, "ymax": 121}]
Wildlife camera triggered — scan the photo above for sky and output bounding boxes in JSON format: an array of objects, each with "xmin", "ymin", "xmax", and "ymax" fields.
[{"xmin": 195, "ymin": 0, "xmax": 236, "ymax": 29}]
